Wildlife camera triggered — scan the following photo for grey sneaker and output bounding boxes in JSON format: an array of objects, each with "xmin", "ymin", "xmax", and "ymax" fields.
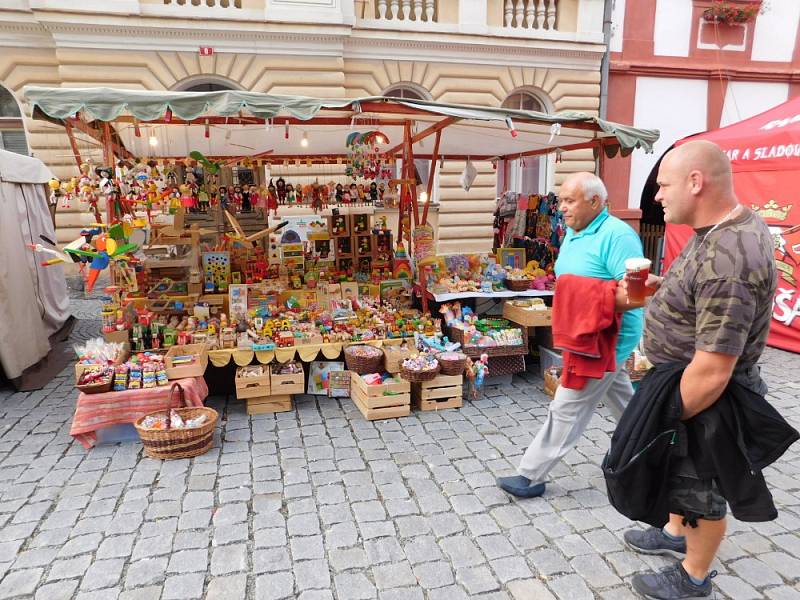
[
  {"xmin": 624, "ymin": 527, "xmax": 687, "ymax": 559},
  {"xmin": 632, "ymin": 562, "xmax": 716, "ymax": 599}
]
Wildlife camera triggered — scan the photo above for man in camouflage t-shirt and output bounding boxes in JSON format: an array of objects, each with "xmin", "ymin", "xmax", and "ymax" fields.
[{"xmin": 621, "ymin": 141, "xmax": 777, "ymax": 600}]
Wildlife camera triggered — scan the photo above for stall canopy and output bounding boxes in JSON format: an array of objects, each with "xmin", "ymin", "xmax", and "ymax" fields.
[
  {"xmin": 0, "ymin": 148, "xmax": 71, "ymax": 386},
  {"xmin": 23, "ymin": 87, "xmax": 659, "ymax": 163},
  {"xmin": 664, "ymin": 96, "xmax": 800, "ymax": 353}
]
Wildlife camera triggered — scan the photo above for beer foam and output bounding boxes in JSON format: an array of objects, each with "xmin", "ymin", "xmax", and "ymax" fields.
[{"xmin": 625, "ymin": 257, "xmax": 651, "ymax": 271}]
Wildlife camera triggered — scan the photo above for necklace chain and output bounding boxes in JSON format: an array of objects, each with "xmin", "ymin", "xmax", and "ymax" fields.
[{"xmin": 697, "ymin": 204, "xmax": 741, "ymax": 249}]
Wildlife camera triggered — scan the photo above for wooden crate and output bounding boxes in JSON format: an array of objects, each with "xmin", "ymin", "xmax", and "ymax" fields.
[
  {"xmin": 350, "ymin": 371, "xmax": 411, "ymax": 420},
  {"xmin": 271, "ymin": 363, "xmax": 305, "ymax": 395},
  {"xmin": 350, "ymin": 372, "xmax": 410, "ymax": 408},
  {"xmin": 502, "ymin": 303, "xmax": 552, "ymax": 327},
  {"xmin": 412, "ymin": 374, "xmax": 463, "ymax": 411},
  {"xmin": 164, "ymin": 343, "xmax": 209, "ymax": 379},
  {"xmin": 247, "ymin": 394, "xmax": 293, "ymax": 415},
  {"xmin": 351, "ymin": 391, "xmax": 411, "ymax": 421},
  {"xmin": 235, "ymin": 367, "xmax": 271, "ymax": 400}
]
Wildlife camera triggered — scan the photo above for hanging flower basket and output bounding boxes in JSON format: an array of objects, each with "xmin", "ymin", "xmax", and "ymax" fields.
[{"xmin": 702, "ymin": 1, "xmax": 763, "ymax": 26}]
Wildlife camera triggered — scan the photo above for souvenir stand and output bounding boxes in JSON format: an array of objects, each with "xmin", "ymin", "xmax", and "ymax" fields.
[{"xmin": 23, "ymin": 86, "xmax": 658, "ymax": 436}]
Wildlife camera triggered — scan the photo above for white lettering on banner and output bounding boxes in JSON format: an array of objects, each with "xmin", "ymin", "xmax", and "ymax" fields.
[
  {"xmin": 773, "ymin": 287, "xmax": 800, "ymax": 327},
  {"xmin": 761, "ymin": 113, "xmax": 800, "ymax": 131},
  {"xmin": 753, "ymin": 144, "xmax": 800, "ymax": 160}
]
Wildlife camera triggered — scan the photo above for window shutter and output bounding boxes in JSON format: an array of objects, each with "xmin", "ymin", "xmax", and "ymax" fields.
[{"xmin": 0, "ymin": 130, "xmax": 29, "ymax": 155}]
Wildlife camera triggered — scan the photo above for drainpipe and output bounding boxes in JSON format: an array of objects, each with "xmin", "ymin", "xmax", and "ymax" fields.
[
  {"xmin": 599, "ymin": 0, "xmax": 613, "ymax": 122},
  {"xmin": 597, "ymin": 0, "xmax": 614, "ymax": 177}
]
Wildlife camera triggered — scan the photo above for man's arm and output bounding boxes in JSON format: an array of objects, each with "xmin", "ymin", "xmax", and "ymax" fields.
[
  {"xmin": 679, "ymin": 349, "xmax": 738, "ymax": 419},
  {"xmin": 614, "ymin": 274, "xmax": 664, "ymax": 312}
]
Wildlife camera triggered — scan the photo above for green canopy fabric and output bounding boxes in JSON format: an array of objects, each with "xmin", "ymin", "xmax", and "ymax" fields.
[{"xmin": 23, "ymin": 86, "xmax": 659, "ymax": 155}]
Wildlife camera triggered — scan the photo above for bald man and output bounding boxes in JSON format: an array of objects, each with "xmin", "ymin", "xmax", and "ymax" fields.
[
  {"xmin": 621, "ymin": 141, "xmax": 778, "ymax": 599},
  {"xmin": 497, "ymin": 172, "xmax": 645, "ymax": 498}
]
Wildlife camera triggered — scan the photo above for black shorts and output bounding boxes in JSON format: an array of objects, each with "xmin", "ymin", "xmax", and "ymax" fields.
[{"xmin": 668, "ymin": 459, "xmax": 727, "ymax": 522}]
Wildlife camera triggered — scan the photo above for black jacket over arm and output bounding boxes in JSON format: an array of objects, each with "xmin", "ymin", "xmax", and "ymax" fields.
[{"xmin": 602, "ymin": 362, "xmax": 799, "ymax": 528}]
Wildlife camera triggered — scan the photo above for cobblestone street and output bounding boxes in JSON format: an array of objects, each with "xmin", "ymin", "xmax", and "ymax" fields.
[{"xmin": 1, "ymin": 294, "xmax": 799, "ymax": 600}]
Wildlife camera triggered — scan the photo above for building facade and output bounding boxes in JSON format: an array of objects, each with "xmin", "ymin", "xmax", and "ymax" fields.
[
  {"xmin": 605, "ymin": 0, "xmax": 800, "ymax": 227},
  {"xmin": 0, "ymin": 0, "xmax": 609, "ymax": 248}
]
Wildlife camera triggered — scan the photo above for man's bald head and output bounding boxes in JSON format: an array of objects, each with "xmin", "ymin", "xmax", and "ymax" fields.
[
  {"xmin": 655, "ymin": 140, "xmax": 738, "ymax": 227},
  {"xmin": 663, "ymin": 140, "xmax": 733, "ymax": 196}
]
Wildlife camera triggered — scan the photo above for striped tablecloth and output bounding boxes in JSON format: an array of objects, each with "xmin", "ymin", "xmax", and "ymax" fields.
[{"xmin": 71, "ymin": 377, "xmax": 209, "ymax": 449}]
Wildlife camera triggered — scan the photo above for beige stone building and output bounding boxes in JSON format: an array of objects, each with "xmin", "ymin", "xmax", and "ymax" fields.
[{"xmin": 0, "ymin": 0, "xmax": 607, "ymax": 250}]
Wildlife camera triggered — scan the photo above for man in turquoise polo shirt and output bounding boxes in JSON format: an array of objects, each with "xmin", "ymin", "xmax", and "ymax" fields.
[{"xmin": 497, "ymin": 171, "xmax": 645, "ymax": 498}]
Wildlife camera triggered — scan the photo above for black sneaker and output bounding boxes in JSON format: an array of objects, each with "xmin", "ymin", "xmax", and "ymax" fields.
[
  {"xmin": 632, "ymin": 563, "xmax": 716, "ymax": 599},
  {"xmin": 624, "ymin": 527, "xmax": 687, "ymax": 559}
]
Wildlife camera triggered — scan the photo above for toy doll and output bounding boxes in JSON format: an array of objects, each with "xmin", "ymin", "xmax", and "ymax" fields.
[
  {"xmin": 249, "ymin": 185, "xmax": 262, "ymax": 217},
  {"xmin": 219, "ymin": 186, "xmax": 229, "ymax": 211},
  {"xmin": 197, "ymin": 187, "xmax": 210, "ymax": 214},
  {"xmin": 267, "ymin": 180, "xmax": 279, "ymax": 217},
  {"xmin": 232, "ymin": 185, "xmax": 243, "ymax": 213},
  {"xmin": 335, "ymin": 183, "xmax": 343, "ymax": 204},
  {"xmin": 276, "ymin": 177, "xmax": 287, "ymax": 205},
  {"xmin": 349, "ymin": 183, "xmax": 358, "ymax": 204},
  {"xmin": 241, "ymin": 185, "xmax": 251, "ymax": 212},
  {"xmin": 286, "ymin": 183, "xmax": 296, "ymax": 205},
  {"xmin": 369, "ymin": 181, "xmax": 378, "ymax": 204}
]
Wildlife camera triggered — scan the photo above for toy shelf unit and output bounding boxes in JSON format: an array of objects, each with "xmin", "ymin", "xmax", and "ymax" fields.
[{"xmin": 328, "ymin": 214, "xmax": 350, "ymax": 238}]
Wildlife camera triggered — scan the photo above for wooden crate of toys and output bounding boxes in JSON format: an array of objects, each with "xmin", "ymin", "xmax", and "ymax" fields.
[
  {"xmin": 164, "ymin": 343, "xmax": 209, "ymax": 379},
  {"xmin": 349, "ymin": 371, "xmax": 411, "ymax": 420},
  {"xmin": 246, "ymin": 394, "xmax": 293, "ymax": 415},
  {"xmin": 270, "ymin": 361, "xmax": 305, "ymax": 395},
  {"xmin": 412, "ymin": 374, "xmax": 463, "ymax": 411},
  {"xmin": 235, "ymin": 365, "xmax": 271, "ymax": 400}
]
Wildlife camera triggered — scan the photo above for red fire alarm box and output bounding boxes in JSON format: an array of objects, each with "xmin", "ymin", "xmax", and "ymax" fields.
[{"xmin": 199, "ymin": 47, "xmax": 214, "ymax": 56}]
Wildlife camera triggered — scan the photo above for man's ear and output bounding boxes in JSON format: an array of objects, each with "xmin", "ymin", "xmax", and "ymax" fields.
[{"xmin": 688, "ymin": 170, "xmax": 703, "ymax": 195}]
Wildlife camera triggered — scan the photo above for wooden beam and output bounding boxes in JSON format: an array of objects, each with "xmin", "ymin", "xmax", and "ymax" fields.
[
  {"xmin": 422, "ymin": 129, "xmax": 441, "ymax": 226},
  {"xmin": 500, "ymin": 138, "xmax": 613, "ymax": 161},
  {"xmin": 66, "ymin": 117, "xmax": 134, "ymax": 161},
  {"xmin": 63, "ymin": 120, "xmax": 83, "ymax": 170},
  {"xmin": 111, "ymin": 115, "xmax": 408, "ymax": 127},
  {"xmin": 385, "ymin": 116, "xmax": 458, "ymax": 155}
]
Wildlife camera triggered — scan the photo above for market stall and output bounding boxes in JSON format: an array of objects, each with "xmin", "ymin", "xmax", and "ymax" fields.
[
  {"xmin": 22, "ymin": 86, "xmax": 657, "ymax": 441},
  {"xmin": 664, "ymin": 96, "xmax": 800, "ymax": 353}
]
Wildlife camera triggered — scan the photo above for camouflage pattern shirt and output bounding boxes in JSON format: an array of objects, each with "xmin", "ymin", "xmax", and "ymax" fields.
[{"xmin": 643, "ymin": 207, "xmax": 776, "ymax": 367}]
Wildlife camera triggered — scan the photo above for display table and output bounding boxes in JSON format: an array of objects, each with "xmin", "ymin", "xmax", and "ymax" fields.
[
  {"xmin": 71, "ymin": 377, "xmax": 209, "ymax": 449},
  {"xmin": 207, "ymin": 338, "xmax": 409, "ymax": 367},
  {"xmin": 422, "ymin": 289, "xmax": 553, "ymax": 302}
]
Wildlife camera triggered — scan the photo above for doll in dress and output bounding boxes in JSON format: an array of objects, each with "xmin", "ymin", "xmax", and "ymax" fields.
[
  {"xmin": 276, "ymin": 177, "xmax": 287, "ymax": 205},
  {"xmin": 241, "ymin": 185, "xmax": 251, "ymax": 213},
  {"xmin": 266, "ymin": 180, "xmax": 279, "ymax": 217}
]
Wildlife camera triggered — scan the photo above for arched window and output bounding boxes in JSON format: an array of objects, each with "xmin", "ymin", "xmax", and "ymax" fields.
[
  {"xmin": 0, "ymin": 85, "xmax": 29, "ymax": 156},
  {"xmin": 382, "ymin": 83, "xmax": 431, "ymax": 101},
  {"xmin": 502, "ymin": 90, "xmax": 546, "ymax": 113},
  {"xmin": 499, "ymin": 89, "xmax": 552, "ymax": 196},
  {"xmin": 172, "ymin": 76, "xmax": 241, "ymax": 92},
  {"xmin": 183, "ymin": 82, "xmax": 236, "ymax": 92}
]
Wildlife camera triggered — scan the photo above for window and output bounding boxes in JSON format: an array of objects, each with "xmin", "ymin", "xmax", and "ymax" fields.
[
  {"xmin": 382, "ymin": 83, "xmax": 430, "ymax": 101},
  {"xmin": 0, "ymin": 85, "xmax": 28, "ymax": 156},
  {"xmin": 502, "ymin": 91, "xmax": 545, "ymax": 112},
  {"xmin": 183, "ymin": 83, "xmax": 236, "ymax": 92},
  {"xmin": 498, "ymin": 89, "xmax": 551, "ymax": 196}
]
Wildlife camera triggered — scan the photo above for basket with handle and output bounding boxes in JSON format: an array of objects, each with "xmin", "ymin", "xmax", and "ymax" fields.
[
  {"xmin": 134, "ymin": 383, "xmax": 218, "ymax": 460},
  {"xmin": 344, "ymin": 345, "xmax": 384, "ymax": 375}
]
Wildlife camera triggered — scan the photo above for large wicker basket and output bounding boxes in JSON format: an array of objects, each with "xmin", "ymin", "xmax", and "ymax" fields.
[
  {"xmin": 134, "ymin": 384, "xmax": 217, "ymax": 460},
  {"xmin": 436, "ymin": 352, "xmax": 467, "ymax": 376},
  {"xmin": 400, "ymin": 362, "xmax": 440, "ymax": 383},
  {"xmin": 344, "ymin": 345, "xmax": 384, "ymax": 375}
]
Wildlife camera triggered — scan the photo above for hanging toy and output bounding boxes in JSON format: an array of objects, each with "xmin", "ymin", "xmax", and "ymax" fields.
[{"xmin": 466, "ymin": 353, "xmax": 489, "ymax": 399}]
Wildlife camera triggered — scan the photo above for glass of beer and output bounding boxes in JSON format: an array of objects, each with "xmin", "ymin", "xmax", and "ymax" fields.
[{"xmin": 625, "ymin": 258, "xmax": 652, "ymax": 304}]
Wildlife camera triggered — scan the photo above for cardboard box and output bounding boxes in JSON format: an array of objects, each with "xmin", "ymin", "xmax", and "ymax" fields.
[
  {"xmin": 74, "ymin": 343, "xmax": 130, "ymax": 383},
  {"xmin": 164, "ymin": 343, "xmax": 209, "ymax": 379},
  {"xmin": 502, "ymin": 303, "xmax": 552, "ymax": 327},
  {"xmin": 270, "ymin": 362, "xmax": 305, "ymax": 396},
  {"xmin": 103, "ymin": 329, "xmax": 130, "ymax": 345}
]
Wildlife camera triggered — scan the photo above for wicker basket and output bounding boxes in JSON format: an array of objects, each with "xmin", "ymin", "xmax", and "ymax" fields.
[
  {"xmin": 134, "ymin": 384, "xmax": 217, "ymax": 460},
  {"xmin": 436, "ymin": 352, "xmax": 468, "ymax": 376},
  {"xmin": 505, "ymin": 278, "xmax": 532, "ymax": 292},
  {"xmin": 75, "ymin": 369, "xmax": 113, "ymax": 394},
  {"xmin": 400, "ymin": 362, "xmax": 441, "ymax": 383},
  {"xmin": 447, "ymin": 325, "xmax": 529, "ymax": 359},
  {"xmin": 344, "ymin": 345, "xmax": 384, "ymax": 375}
]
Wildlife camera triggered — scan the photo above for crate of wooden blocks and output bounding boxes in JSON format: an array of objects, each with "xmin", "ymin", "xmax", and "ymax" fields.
[
  {"xmin": 235, "ymin": 365, "xmax": 270, "ymax": 400},
  {"xmin": 246, "ymin": 394, "xmax": 292, "ymax": 415},
  {"xmin": 349, "ymin": 371, "xmax": 411, "ymax": 421},
  {"xmin": 271, "ymin": 361, "xmax": 305, "ymax": 395},
  {"xmin": 412, "ymin": 373, "xmax": 463, "ymax": 411}
]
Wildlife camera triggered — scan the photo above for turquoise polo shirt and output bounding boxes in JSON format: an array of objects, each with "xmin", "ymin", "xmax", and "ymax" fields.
[{"xmin": 554, "ymin": 208, "xmax": 644, "ymax": 365}]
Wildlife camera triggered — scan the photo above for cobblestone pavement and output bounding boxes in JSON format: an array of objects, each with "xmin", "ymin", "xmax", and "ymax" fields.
[{"xmin": 1, "ymin": 291, "xmax": 799, "ymax": 599}]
